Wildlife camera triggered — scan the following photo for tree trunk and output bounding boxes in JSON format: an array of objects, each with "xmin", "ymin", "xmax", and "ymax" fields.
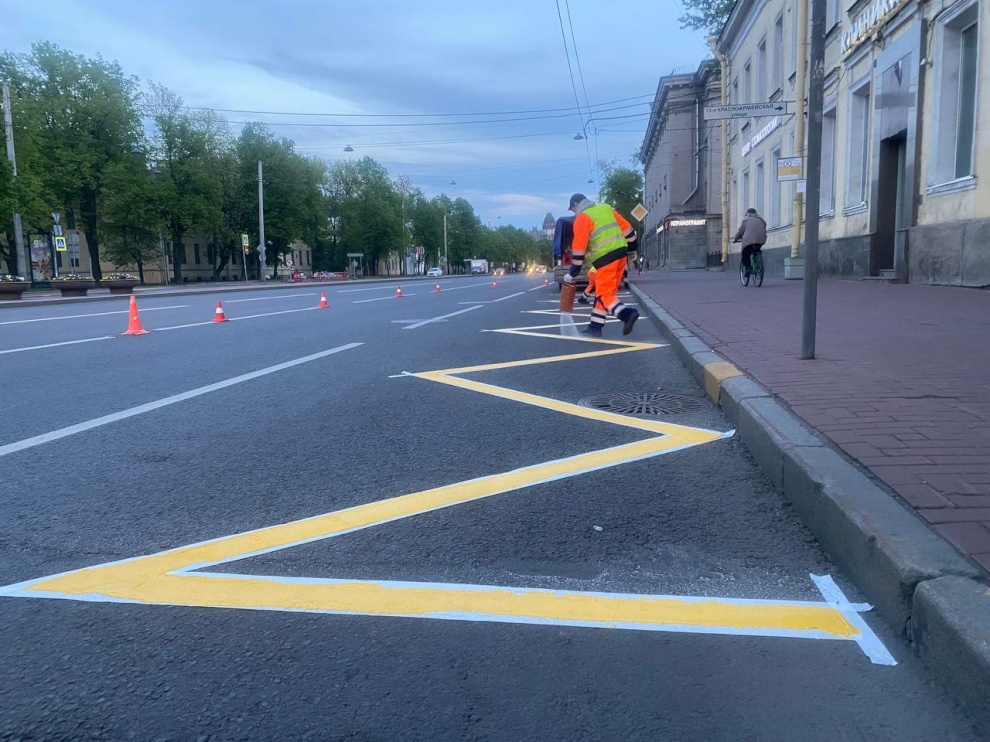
[
  {"xmin": 171, "ymin": 227, "xmax": 184, "ymax": 283},
  {"xmin": 136, "ymin": 255, "xmax": 145, "ymax": 285},
  {"xmin": 81, "ymin": 190, "xmax": 104, "ymax": 282}
]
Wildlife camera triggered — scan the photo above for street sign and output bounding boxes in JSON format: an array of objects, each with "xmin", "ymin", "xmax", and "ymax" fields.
[
  {"xmin": 777, "ymin": 157, "xmax": 804, "ymax": 181},
  {"xmin": 704, "ymin": 102, "xmax": 792, "ymax": 120},
  {"xmin": 241, "ymin": 233, "xmax": 249, "ymax": 248},
  {"xmin": 630, "ymin": 203, "xmax": 648, "ymax": 221},
  {"xmin": 54, "ymin": 236, "xmax": 67, "ymax": 252}
]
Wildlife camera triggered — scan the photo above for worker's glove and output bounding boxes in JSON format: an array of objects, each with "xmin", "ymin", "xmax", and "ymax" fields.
[{"xmin": 562, "ymin": 273, "xmax": 575, "ymax": 285}]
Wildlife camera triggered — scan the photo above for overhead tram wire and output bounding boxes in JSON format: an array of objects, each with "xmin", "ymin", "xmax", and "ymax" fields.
[
  {"xmin": 180, "ymin": 93, "xmax": 656, "ymax": 119},
  {"xmin": 555, "ymin": 0, "xmax": 597, "ymax": 187},
  {"xmin": 565, "ymin": 0, "xmax": 602, "ymax": 186}
]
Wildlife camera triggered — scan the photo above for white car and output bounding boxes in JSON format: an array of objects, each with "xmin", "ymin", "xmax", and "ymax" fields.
[{"xmin": 427, "ymin": 268, "xmax": 443, "ymax": 277}]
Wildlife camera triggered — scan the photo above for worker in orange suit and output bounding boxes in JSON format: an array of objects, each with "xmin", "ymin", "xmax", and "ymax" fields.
[{"xmin": 562, "ymin": 193, "xmax": 639, "ymax": 337}]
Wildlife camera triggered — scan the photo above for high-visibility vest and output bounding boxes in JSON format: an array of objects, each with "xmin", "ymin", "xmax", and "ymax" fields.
[{"xmin": 582, "ymin": 204, "xmax": 628, "ymax": 265}]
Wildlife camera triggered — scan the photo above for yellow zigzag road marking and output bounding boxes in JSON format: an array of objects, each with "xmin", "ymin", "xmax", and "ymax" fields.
[{"xmin": 0, "ymin": 318, "xmax": 895, "ymax": 664}]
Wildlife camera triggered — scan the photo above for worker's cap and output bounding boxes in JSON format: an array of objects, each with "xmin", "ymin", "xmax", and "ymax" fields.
[{"xmin": 568, "ymin": 193, "xmax": 587, "ymax": 209}]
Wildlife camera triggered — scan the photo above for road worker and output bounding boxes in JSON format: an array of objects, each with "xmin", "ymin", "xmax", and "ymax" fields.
[{"xmin": 562, "ymin": 193, "xmax": 639, "ymax": 337}]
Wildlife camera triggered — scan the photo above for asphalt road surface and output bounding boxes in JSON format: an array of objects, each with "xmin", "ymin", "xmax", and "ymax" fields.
[{"xmin": 0, "ymin": 275, "xmax": 980, "ymax": 740}]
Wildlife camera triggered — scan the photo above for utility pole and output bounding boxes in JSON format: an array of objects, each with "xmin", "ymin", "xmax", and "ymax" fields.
[
  {"xmin": 257, "ymin": 161, "xmax": 266, "ymax": 281},
  {"xmin": 786, "ymin": 0, "xmax": 810, "ymax": 280},
  {"xmin": 443, "ymin": 213, "xmax": 448, "ymax": 273},
  {"xmin": 801, "ymin": 0, "xmax": 827, "ymax": 359},
  {"xmin": 3, "ymin": 83, "xmax": 28, "ymax": 279}
]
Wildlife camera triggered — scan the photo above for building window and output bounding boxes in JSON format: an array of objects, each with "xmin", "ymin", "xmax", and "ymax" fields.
[
  {"xmin": 770, "ymin": 146, "xmax": 783, "ymax": 226},
  {"xmin": 732, "ymin": 77, "xmax": 739, "ymax": 136},
  {"xmin": 194, "ymin": 243, "xmax": 201, "ymax": 265},
  {"xmin": 773, "ymin": 15, "xmax": 784, "ymax": 93},
  {"xmin": 931, "ymin": 3, "xmax": 979, "ymax": 185},
  {"xmin": 757, "ymin": 38, "xmax": 768, "ymax": 102},
  {"xmin": 179, "ymin": 243, "xmax": 187, "ymax": 265},
  {"xmin": 826, "ymin": 0, "xmax": 840, "ymax": 30},
  {"xmin": 820, "ymin": 107, "xmax": 837, "ymax": 215},
  {"xmin": 846, "ymin": 81, "xmax": 871, "ymax": 207},
  {"xmin": 744, "ymin": 61, "xmax": 752, "ymax": 103}
]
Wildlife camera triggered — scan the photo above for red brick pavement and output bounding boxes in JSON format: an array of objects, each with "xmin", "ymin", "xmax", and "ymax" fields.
[{"xmin": 632, "ymin": 270, "xmax": 990, "ymax": 572}]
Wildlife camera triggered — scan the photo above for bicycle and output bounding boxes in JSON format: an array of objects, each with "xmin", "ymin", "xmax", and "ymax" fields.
[{"xmin": 739, "ymin": 248, "xmax": 764, "ymax": 287}]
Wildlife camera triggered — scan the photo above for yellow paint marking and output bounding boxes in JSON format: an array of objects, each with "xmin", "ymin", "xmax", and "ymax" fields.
[
  {"xmin": 704, "ymin": 361, "xmax": 744, "ymax": 404},
  {"xmin": 0, "ymin": 310, "xmax": 893, "ymax": 661}
]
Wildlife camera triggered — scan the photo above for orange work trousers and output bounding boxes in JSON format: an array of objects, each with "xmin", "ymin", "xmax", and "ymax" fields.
[{"xmin": 590, "ymin": 258, "xmax": 626, "ymax": 315}]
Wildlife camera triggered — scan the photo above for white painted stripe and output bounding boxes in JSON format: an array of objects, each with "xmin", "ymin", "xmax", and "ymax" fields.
[
  {"xmin": 155, "ymin": 306, "xmax": 319, "ymax": 331},
  {"xmin": 493, "ymin": 291, "xmax": 525, "ymax": 303},
  {"xmin": 811, "ymin": 574, "xmax": 896, "ymax": 665},
  {"xmin": 0, "ymin": 305, "xmax": 188, "ymax": 326},
  {"xmin": 223, "ymin": 294, "xmax": 316, "ymax": 303},
  {"xmin": 403, "ymin": 305, "xmax": 483, "ymax": 330},
  {"xmin": 559, "ymin": 311, "xmax": 579, "ymax": 337},
  {"xmin": 352, "ymin": 294, "xmax": 416, "ymax": 304},
  {"xmin": 528, "ymin": 285, "xmax": 548, "ymax": 292},
  {"xmin": 0, "ymin": 344, "xmax": 362, "ymax": 458},
  {"xmin": 0, "ymin": 336, "xmax": 115, "ymax": 355}
]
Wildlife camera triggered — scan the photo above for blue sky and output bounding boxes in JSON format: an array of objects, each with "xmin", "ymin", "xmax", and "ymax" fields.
[{"xmin": 7, "ymin": 0, "xmax": 709, "ymax": 230}]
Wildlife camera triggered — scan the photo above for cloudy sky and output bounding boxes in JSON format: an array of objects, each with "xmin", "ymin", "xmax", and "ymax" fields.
[{"xmin": 7, "ymin": 0, "xmax": 709, "ymax": 230}]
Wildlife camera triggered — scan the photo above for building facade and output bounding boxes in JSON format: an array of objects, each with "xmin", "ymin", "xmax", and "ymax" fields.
[
  {"xmin": 716, "ymin": 0, "xmax": 987, "ymax": 286},
  {"xmin": 640, "ymin": 61, "xmax": 724, "ymax": 270}
]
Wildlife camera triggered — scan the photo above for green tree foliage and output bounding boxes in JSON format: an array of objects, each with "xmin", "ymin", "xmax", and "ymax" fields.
[
  {"xmin": 598, "ymin": 161, "xmax": 644, "ymax": 225},
  {"xmin": 99, "ymin": 157, "xmax": 162, "ymax": 284},
  {"xmin": 678, "ymin": 0, "xmax": 736, "ymax": 35},
  {"xmin": 0, "ymin": 42, "xmax": 143, "ymax": 281}
]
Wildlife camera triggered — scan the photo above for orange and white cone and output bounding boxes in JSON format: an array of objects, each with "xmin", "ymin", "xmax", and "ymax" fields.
[
  {"xmin": 492, "ymin": 280, "xmax": 497, "ymax": 289},
  {"xmin": 318, "ymin": 292, "xmax": 329, "ymax": 309},
  {"xmin": 121, "ymin": 295, "xmax": 150, "ymax": 336},
  {"xmin": 395, "ymin": 286, "xmax": 403, "ymax": 298},
  {"xmin": 434, "ymin": 283, "xmax": 441, "ymax": 293},
  {"xmin": 543, "ymin": 277, "xmax": 549, "ymax": 286},
  {"xmin": 212, "ymin": 301, "xmax": 228, "ymax": 322}
]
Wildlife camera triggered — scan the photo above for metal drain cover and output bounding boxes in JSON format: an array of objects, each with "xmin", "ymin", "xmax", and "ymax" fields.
[{"xmin": 579, "ymin": 392, "xmax": 706, "ymax": 416}]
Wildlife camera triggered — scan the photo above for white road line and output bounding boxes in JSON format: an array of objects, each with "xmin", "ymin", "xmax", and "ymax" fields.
[
  {"xmin": 156, "ymin": 306, "xmax": 318, "ymax": 331},
  {"xmin": 528, "ymin": 285, "xmax": 549, "ymax": 292},
  {"xmin": 434, "ymin": 281, "xmax": 498, "ymax": 293},
  {"xmin": 0, "ymin": 305, "xmax": 188, "ymax": 326},
  {"xmin": 352, "ymin": 294, "xmax": 416, "ymax": 304},
  {"xmin": 0, "ymin": 344, "xmax": 363, "ymax": 458},
  {"xmin": 403, "ymin": 305, "xmax": 483, "ymax": 330},
  {"xmin": 223, "ymin": 294, "xmax": 316, "ymax": 303},
  {"xmin": 457, "ymin": 292, "xmax": 525, "ymax": 306},
  {"xmin": 0, "ymin": 336, "xmax": 115, "ymax": 355}
]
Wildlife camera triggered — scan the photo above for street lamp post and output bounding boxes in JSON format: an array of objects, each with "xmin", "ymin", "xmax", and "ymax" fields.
[{"xmin": 443, "ymin": 213, "xmax": 448, "ymax": 273}]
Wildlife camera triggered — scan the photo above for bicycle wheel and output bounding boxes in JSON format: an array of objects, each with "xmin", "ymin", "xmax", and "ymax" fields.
[
  {"xmin": 753, "ymin": 254, "xmax": 764, "ymax": 287},
  {"xmin": 739, "ymin": 259, "xmax": 750, "ymax": 286}
]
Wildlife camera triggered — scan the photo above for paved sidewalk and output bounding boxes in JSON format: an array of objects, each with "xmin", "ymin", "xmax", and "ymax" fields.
[{"xmin": 631, "ymin": 270, "xmax": 990, "ymax": 572}]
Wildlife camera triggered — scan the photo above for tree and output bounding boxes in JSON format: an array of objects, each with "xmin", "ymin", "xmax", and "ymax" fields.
[
  {"xmin": 0, "ymin": 42, "xmax": 143, "ymax": 281},
  {"xmin": 99, "ymin": 158, "xmax": 161, "ymax": 284},
  {"xmin": 148, "ymin": 84, "xmax": 219, "ymax": 283},
  {"xmin": 598, "ymin": 162, "xmax": 644, "ymax": 225},
  {"xmin": 678, "ymin": 0, "xmax": 736, "ymax": 34}
]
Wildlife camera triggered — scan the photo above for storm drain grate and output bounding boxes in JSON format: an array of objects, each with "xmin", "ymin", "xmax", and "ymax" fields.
[{"xmin": 578, "ymin": 392, "xmax": 706, "ymax": 416}]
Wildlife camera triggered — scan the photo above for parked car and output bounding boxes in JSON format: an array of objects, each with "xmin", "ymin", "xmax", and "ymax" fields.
[{"xmin": 427, "ymin": 267, "xmax": 443, "ymax": 277}]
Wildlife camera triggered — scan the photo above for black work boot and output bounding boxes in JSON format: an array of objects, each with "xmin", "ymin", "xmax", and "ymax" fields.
[
  {"xmin": 617, "ymin": 307, "xmax": 639, "ymax": 336},
  {"xmin": 580, "ymin": 323, "xmax": 603, "ymax": 338}
]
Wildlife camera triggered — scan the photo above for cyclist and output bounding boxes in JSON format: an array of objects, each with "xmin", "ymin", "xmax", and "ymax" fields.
[{"xmin": 732, "ymin": 208, "xmax": 767, "ymax": 277}]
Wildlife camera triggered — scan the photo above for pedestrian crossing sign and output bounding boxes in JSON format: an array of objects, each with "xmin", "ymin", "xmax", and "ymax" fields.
[{"xmin": 54, "ymin": 236, "xmax": 67, "ymax": 252}]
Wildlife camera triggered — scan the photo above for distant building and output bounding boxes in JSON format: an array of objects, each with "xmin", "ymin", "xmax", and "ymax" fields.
[
  {"xmin": 542, "ymin": 212, "xmax": 556, "ymax": 239},
  {"xmin": 639, "ymin": 60, "xmax": 723, "ymax": 270}
]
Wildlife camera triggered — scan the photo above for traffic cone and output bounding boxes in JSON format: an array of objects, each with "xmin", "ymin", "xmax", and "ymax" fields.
[
  {"xmin": 492, "ymin": 280, "xmax": 497, "ymax": 289},
  {"xmin": 318, "ymin": 292, "xmax": 329, "ymax": 308},
  {"xmin": 543, "ymin": 277, "xmax": 549, "ymax": 286},
  {"xmin": 121, "ymin": 295, "xmax": 150, "ymax": 336},
  {"xmin": 396, "ymin": 286, "xmax": 403, "ymax": 298},
  {"xmin": 212, "ymin": 301, "xmax": 229, "ymax": 322},
  {"xmin": 434, "ymin": 283, "xmax": 441, "ymax": 293}
]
